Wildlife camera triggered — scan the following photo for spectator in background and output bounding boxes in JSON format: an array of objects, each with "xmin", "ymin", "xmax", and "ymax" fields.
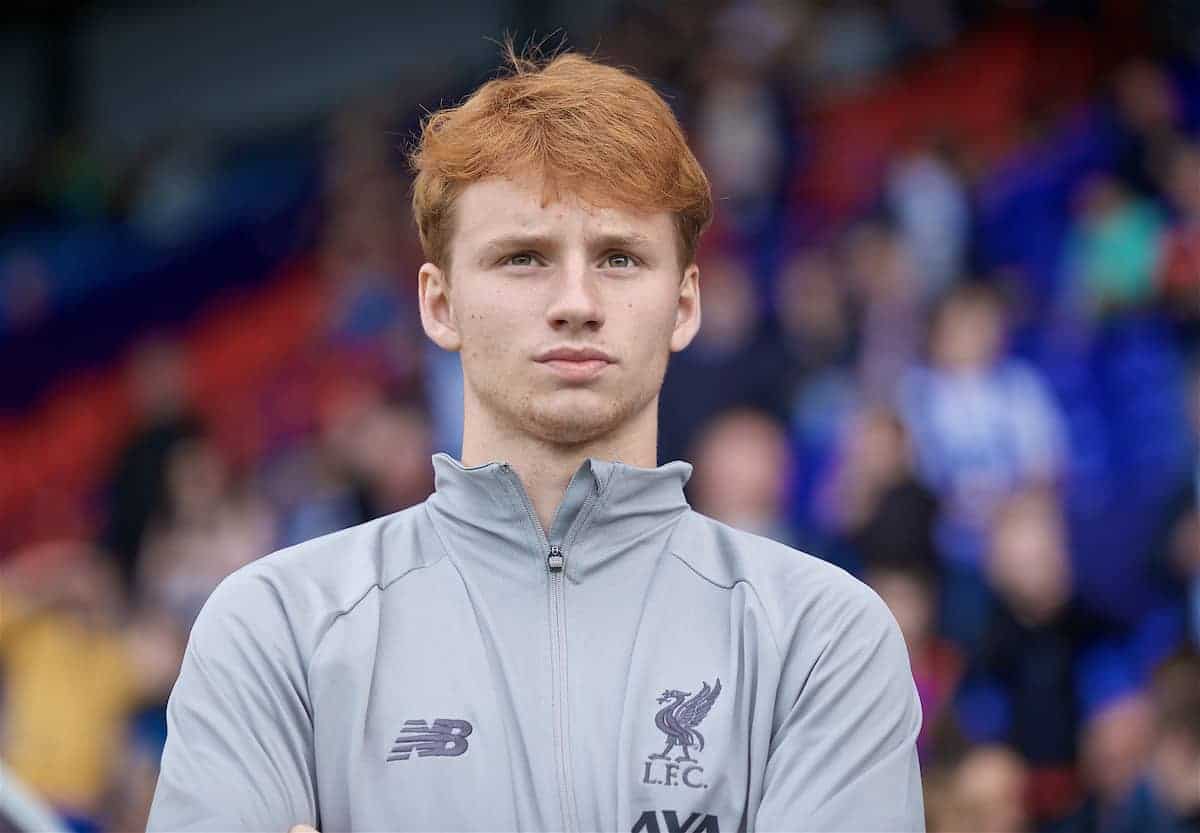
[
  {"xmin": 921, "ymin": 772, "xmax": 969, "ymax": 833},
  {"xmin": 324, "ymin": 395, "xmax": 435, "ymax": 519},
  {"xmin": 899, "ymin": 281, "xmax": 1068, "ymax": 650},
  {"xmin": 1094, "ymin": 652, "xmax": 1195, "ymax": 833},
  {"xmin": 593, "ymin": 3, "xmax": 699, "ymax": 94},
  {"xmin": 1157, "ymin": 140, "xmax": 1200, "ymax": 345},
  {"xmin": 102, "ymin": 339, "xmax": 203, "ymax": 601},
  {"xmin": 267, "ymin": 438, "xmax": 367, "ymax": 550},
  {"xmin": 1153, "ymin": 359, "xmax": 1200, "ymax": 650},
  {"xmin": 868, "ymin": 562, "xmax": 963, "ymax": 762},
  {"xmin": 885, "ymin": 136, "xmax": 971, "ymax": 303},
  {"xmin": 824, "ymin": 406, "xmax": 941, "ymax": 575},
  {"xmin": 1108, "ymin": 59, "xmax": 1183, "ymax": 202},
  {"xmin": 104, "ymin": 736, "xmax": 167, "ymax": 833},
  {"xmin": 1140, "ymin": 706, "xmax": 1200, "ymax": 831},
  {"xmin": 1108, "ymin": 650, "xmax": 1200, "ymax": 832},
  {"xmin": 1055, "ymin": 690, "xmax": 1154, "ymax": 832},
  {"xmin": 692, "ymin": 2, "xmax": 792, "ymax": 236},
  {"xmin": 1061, "ymin": 172, "xmax": 1165, "ymax": 321},
  {"xmin": 923, "ymin": 766, "xmax": 970, "ymax": 833},
  {"xmin": 774, "ymin": 244, "xmax": 862, "ymax": 527},
  {"xmin": 658, "ymin": 251, "xmax": 788, "ymax": 464},
  {"xmin": 971, "ymin": 488, "xmax": 1121, "ymax": 823},
  {"xmin": 948, "ymin": 745, "xmax": 1032, "ymax": 833},
  {"xmin": 323, "ymin": 94, "xmax": 396, "ymax": 196},
  {"xmin": 321, "ymin": 177, "xmax": 413, "ymax": 353},
  {"xmin": 775, "ymin": 246, "xmax": 860, "ymax": 457},
  {"xmin": 269, "ymin": 393, "xmax": 435, "ymax": 547},
  {"xmin": 1160, "ymin": 473, "xmax": 1200, "ymax": 651},
  {"xmin": 842, "ymin": 222, "xmax": 925, "ymax": 403},
  {"xmin": 136, "ymin": 432, "xmax": 276, "ymax": 631},
  {"xmin": 0, "ymin": 541, "xmax": 183, "ymax": 833},
  {"xmin": 688, "ymin": 408, "xmax": 797, "ymax": 546},
  {"xmin": 802, "ymin": 0, "xmax": 899, "ymax": 98},
  {"xmin": 691, "ymin": 1, "xmax": 801, "ymax": 246},
  {"xmin": 775, "ymin": 245, "xmax": 857, "ymax": 385},
  {"xmin": 319, "ymin": 103, "xmax": 425, "ymax": 399}
]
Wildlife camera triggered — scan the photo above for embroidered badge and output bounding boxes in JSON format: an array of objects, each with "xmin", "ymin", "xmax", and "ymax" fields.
[
  {"xmin": 642, "ymin": 678, "xmax": 721, "ymax": 788},
  {"xmin": 387, "ymin": 718, "xmax": 473, "ymax": 762}
]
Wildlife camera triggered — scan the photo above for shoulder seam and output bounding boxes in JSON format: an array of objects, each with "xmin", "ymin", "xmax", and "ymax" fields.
[
  {"xmin": 306, "ymin": 513, "xmax": 450, "ymax": 689},
  {"xmin": 667, "ymin": 549, "xmax": 784, "ymax": 664}
]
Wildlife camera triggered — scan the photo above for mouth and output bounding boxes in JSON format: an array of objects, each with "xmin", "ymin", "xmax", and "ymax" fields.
[
  {"xmin": 535, "ymin": 347, "xmax": 615, "ymax": 383},
  {"xmin": 538, "ymin": 358, "xmax": 612, "ymax": 383}
]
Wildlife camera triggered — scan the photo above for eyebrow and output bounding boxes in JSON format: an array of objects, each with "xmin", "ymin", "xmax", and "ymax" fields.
[
  {"xmin": 479, "ymin": 234, "xmax": 560, "ymax": 259},
  {"xmin": 479, "ymin": 231, "xmax": 654, "ymax": 260},
  {"xmin": 590, "ymin": 232, "xmax": 653, "ymax": 251}
]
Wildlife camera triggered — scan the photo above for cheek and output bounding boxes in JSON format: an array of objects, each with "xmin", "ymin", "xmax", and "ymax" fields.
[
  {"xmin": 623, "ymin": 288, "xmax": 679, "ymax": 339},
  {"xmin": 460, "ymin": 294, "xmax": 554, "ymax": 400},
  {"xmin": 458, "ymin": 302, "xmax": 519, "ymax": 372},
  {"xmin": 460, "ymin": 288, "xmax": 525, "ymax": 341},
  {"xmin": 646, "ymin": 305, "xmax": 682, "ymax": 361}
]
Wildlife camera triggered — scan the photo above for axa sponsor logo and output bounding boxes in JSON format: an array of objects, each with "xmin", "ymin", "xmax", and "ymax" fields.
[
  {"xmin": 386, "ymin": 718, "xmax": 473, "ymax": 761},
  {"xmin": 630, "ymin": 810, "xmax": 720, "ymax": 833},
  {"xmin": 642, "ymin": 677, "xmax": 721, "ymax": 789}
]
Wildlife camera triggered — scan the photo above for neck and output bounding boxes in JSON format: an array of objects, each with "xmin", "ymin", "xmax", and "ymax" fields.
[{"xmin": 459, "ymin": 390, "xmax": 660, "ymax": 533}]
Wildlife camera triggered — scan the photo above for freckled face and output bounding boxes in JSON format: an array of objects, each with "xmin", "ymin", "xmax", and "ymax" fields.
[{"xmin": 420, "ymin": 175, "xmax": 700, "ymax": 446}]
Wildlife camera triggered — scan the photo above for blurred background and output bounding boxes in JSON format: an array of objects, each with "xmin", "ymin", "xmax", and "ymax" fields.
[{"xmin": 0, "ymin": 0, "xmax": 1198, "ymax": 830}]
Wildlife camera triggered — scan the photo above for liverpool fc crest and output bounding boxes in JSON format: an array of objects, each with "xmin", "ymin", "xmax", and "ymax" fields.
[{"xmin": 642, "ymin": 678, "xmax": 721, "ymax": 789}]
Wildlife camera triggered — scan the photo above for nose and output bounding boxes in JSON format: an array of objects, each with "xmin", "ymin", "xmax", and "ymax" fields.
[{"xmin": 545, "ymin": 260, "xmax": 604, "ymax": 331}]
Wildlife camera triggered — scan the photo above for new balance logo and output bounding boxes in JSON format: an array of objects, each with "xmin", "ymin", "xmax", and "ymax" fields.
[
  {"xmin": 631, "ymin": 810, "xmax": 720, "ymax": 833},
  {"xmin": 386, "ymin": 718, "xmax": 473, "ymax": 761}
]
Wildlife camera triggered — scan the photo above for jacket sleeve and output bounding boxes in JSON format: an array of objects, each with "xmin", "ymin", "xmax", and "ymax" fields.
[
  {"xmin": 753, "ymin": 580, "xmax": 925, "ymax": 832},
  {"xmin": 146, "ymin": 566, "xmax": 319, "ymax": 831}
]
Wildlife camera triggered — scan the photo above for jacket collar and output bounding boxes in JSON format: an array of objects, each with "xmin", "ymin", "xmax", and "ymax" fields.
[{"xmin": 425, "ymin": 452, "xmax": 693, "ymax": 580}]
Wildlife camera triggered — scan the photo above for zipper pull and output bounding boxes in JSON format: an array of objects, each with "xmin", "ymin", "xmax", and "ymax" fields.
[{"xmin": 547, "ymin": 545, "xmax": 565, "ymax": 572}]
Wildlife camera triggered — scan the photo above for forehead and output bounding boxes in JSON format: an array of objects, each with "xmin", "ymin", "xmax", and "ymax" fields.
[{"xmin": 450, "ymin": 175, "xmax": 676, "ymax": 250}]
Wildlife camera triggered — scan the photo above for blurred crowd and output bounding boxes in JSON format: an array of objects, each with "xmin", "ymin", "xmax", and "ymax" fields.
[{"xmin": 1, "ymin": 1, "xmax": 1199, "ymax": 831}]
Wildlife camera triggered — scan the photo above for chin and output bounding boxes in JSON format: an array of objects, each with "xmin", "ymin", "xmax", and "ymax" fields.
[{"xmin": 519, "ymin": 389, "xmax": 640, "ymax": 446}]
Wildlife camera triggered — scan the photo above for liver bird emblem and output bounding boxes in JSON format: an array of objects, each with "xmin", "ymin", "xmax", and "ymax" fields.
[{"xmin": 650, "ymin": 678, "xmax": 722, "ymax": 763}]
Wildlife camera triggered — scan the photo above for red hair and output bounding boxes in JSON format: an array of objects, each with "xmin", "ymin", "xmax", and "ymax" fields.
[{"xmin": 409, "ymin": 47, "xmax": 712, "ymax": 268}]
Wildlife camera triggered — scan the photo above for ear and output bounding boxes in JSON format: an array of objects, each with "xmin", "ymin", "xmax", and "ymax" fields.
[
  {"xmin": 669, "ymin": 262, "xmax": 701, "ymax": 353},
  {"xmin": 418, "ymin": 262, "xmax": 462, "ymax": 352}
]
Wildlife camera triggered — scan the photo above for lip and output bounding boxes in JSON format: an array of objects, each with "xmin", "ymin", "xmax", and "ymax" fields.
[
  {"xmin": 536, "ymin": 347, "xmax": 616, "ymax": 363},
  {"xmin": 535, "ymin": 346, "xmax": 615, "ymax": 383}
]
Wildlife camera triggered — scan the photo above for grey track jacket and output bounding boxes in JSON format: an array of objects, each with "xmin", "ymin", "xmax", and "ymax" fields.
[{"xmin": 147, "ymin": 453, "xmax": 924, "ymax": 832}]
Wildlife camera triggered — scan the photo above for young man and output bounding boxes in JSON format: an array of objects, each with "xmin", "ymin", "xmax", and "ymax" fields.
[{"xmin": 147, "ymin": 49, "xmax": 924, "ymax": 832}]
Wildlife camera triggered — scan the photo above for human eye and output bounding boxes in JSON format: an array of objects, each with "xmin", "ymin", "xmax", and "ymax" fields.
[
  {"xmin": 503, "ymin": 251, "xmax": 540, "ymax": 268},
  {"xmin": 603, "ymin": 252, "xmax": 639, "ymax": 269}
]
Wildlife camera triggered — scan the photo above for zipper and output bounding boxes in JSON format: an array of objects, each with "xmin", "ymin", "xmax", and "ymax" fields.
[
  {"xmin": 545, "ymin": 542, "xmax": 574, "ymax": 832},
  {"xmin": 499, "ymin": 463, "xmax": 598, "ymax": 833}
]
